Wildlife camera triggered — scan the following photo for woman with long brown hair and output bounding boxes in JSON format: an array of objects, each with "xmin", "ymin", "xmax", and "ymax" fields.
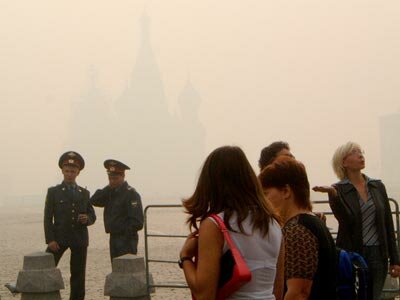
[{"xmin": 179, "ymin": 146, "xmax": 283, "ymax": 300}]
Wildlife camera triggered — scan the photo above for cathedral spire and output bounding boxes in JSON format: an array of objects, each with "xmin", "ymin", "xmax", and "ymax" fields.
[
  {"xmin": 115, "ymin": 11, "xmax": 168, "ymax": 118},
  {"xmin": 141, "ymin": 11, "xmax": 150, "ymax": 46}
]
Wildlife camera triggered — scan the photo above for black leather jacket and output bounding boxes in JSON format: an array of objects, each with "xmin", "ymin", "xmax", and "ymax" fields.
[
  {"xmin": 329, "ymin": 176, "xmax": 399, "ymax": 265},
  {"xmin": 44, "ymin": 182, "xmax": 96, "ymax": 247}
]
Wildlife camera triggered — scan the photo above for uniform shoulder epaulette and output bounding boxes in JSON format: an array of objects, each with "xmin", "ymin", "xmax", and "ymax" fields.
[
  {"xmin": 126, "ymin": 185, "xmax": 138, "ymax": 194},
  {"xmin": 77, "ymin": 185, "xmax": 88, "ymax": 192},
  {"xmin": 49, "ymin": 184, "xmax": 60, "ymax": 191}
]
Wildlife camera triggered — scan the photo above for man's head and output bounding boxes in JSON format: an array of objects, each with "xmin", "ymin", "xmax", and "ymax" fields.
[
  {"xmin": 58, "ymin": 151, "xmax": 84, "ymax": 184},
  {"xmin": 62, "ymin": 165, "xmax": 80, "ymax": 184},
  {"xmin": 258, "ymin": 141, "xmax": 293, "ymax": 171},
  {"xmin": 104, "ymin": 159, "xmax": 130, "ymax": 188}
]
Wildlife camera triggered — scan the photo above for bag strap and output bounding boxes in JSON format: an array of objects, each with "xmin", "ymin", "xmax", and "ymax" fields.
[
  {"xmin": 209, "ymin": 214, "xmax": 239, "ymax": 253},
  {"xmin": 207, "ymin": 214, "xmax": 252, "ymax": 300}
]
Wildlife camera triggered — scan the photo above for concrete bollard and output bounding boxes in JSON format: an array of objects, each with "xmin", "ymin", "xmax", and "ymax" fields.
[
  {"xmin": 381, "ymin": 275, "xmax": 399, "ymax": 300},
  {"xmin": 104, "ymin": 254, "xmax": 151, "ymax": 300},
  {"xmin": 14, "ymin": 252, "xmax": 64, "ymax": 300}
]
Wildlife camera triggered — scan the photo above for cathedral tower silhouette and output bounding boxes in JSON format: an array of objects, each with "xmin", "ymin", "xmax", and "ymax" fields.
[
  {"xmin": 111, "ymin": 12, "xmax": 204, "ymax": 201},
  {"xmin": 69, "ymin": 12, "xmax": 205, "ymax": 200}
]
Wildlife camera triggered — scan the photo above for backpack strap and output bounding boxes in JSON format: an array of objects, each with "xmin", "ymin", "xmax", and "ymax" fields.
[
  {"xmin": 349, "ymin": 252, "xmax": 368, "ymax": 270},
  {"xmin": 338, "ymin": 250, "xmax": 354, "ymax": 282}
]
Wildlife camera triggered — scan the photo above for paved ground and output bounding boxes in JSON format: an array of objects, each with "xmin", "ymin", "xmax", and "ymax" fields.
[{"xmin": 0, "ymin": 204, "xmax": 191, "ymax": 299}]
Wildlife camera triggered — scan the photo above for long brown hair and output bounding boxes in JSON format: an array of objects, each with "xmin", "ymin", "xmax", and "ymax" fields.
[{"xmin": 183, "ymin": 146, "xmax": 276, "ymax": 236}]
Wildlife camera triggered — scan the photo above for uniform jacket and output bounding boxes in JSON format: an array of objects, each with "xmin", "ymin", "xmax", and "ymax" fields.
[
  {"xmin": 90, "ymin": 181, "xmax": 144, "ymax": 237},
  {"xmin": 329, "ymin": 176, "xmax": 400, "ymax": 265},
  {"xmin": 44, "ymin": 182, "xmax": 96, "ymax": 247}
]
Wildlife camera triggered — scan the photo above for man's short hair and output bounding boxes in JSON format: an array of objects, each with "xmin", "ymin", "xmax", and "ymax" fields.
[{"xmin": 258, "ymin": 141, "xmax": 290, "ymax": 171}]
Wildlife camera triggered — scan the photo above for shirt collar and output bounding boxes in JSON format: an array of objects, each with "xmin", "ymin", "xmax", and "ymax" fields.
[
  {"xmin": 338, "ymin": 174, "xmax": 372, "ymax": 184},
  {"xmin": 63, "ymin": 182, "xmax": 77, "ymax": 189}
]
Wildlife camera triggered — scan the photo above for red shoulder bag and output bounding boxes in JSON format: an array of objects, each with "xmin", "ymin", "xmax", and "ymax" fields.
[{"xmin": 192, "ymin": 214, "xmax": 252, "ymax": 300}]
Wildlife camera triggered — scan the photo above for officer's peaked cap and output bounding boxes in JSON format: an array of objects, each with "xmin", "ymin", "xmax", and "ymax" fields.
[
  {"xmin": 59, "ymin": 151, "xmax": 85, "ymax": 170},
  {"xmin": 104, "ymin": 159, "xmax": 130, "ymax": 175}
]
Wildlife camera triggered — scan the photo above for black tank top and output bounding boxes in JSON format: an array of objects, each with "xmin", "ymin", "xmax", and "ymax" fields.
[{"xmin": 284, "ymin": 214, "xmax": 337, "ymax": 300}]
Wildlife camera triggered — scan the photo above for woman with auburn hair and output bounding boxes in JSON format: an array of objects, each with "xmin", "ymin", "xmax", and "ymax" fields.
[
  {"xmin": 179, "ymin": 146, "xmax": 283, "ymax": 300},
  {"xmin": 259, "ymin": 156, "xmax": 337, "ymax": 300},
  {"xmin": 258, "ymin": 142, "xmax": 326, "ymax": 224},
  {"xmin": 313, "ymin": 141, "xmax": 400, "ymax": 300}
]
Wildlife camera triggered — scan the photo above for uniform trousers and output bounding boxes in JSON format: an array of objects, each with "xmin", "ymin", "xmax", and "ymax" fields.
[
  {"xmin": 109, "ymin": 233, "xmax": 138, "ymax": 260},
  {"xmin": 46, "ymin": 245, "xmax": 87, "ymax": 300}
]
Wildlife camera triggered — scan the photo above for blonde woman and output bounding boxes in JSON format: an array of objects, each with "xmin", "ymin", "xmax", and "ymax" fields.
[{"xmin": 313, "ymin": 141, "xmax": 400, "ymax": 300}]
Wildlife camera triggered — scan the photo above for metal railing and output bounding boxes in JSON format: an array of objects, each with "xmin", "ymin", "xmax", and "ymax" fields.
[
  {"xmin": 144, "ymin": 204, "xmax": 188, "ymax": 292},
  {"xmin": 144, "ymin": 199, "xmax": 400, "ymax": 296}
]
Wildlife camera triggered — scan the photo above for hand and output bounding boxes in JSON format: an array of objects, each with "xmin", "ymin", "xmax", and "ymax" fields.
[
  {"xmin": 48, "ymin": 241, "xmax": 60, "ymax": 252},
  {"xmin": 312, "ymin": 185, "xmax": 337, "ymax": 197},
  {"xmin": 78, "ymin": 214, "xmax": 88, "ymax": 224},
  {"xmin": 180, "ymin": 231, "xmax": 199, "ymax": 258},
  {"xmin": 390, "ymin": 265, "xmax": 400, "ymax": 277}
]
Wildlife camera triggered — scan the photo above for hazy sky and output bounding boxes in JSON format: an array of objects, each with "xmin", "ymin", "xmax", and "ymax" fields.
[{"xmin": 1, "ymin": 0, "xmax": 400, "ymax": 201}]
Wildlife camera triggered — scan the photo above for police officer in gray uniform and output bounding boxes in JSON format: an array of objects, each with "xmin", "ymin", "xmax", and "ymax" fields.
[
  {"xmin": 44, "ymin": 151, "xmax": 96, "ymax": 300},
  {"xmin": 90, "ymin": 159, "xmax": 144, "ymax": 260}
]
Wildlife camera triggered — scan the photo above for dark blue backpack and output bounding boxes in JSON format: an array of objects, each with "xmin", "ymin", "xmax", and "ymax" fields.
[{"xmin": 337, "ymin": 249, "xmax": 368, "ymax": 300}]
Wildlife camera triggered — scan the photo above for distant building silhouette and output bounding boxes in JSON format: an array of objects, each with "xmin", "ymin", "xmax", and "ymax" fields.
[
  {"xmin": 380, "ymin": 111, "xmax": 400, "ymax": 199},
  {"xmin": 69, "ymin": 13, "xmax": 205, "ymax": 201},
  {"xmin": 116, "ymin": 13, "xmax": 168, "ymax": 121},
  {"xmin": 175, "ymin": 78, "xmax": 205, "ymax": 188},
  {"xmin": 114, "ymin": 12, "xmax": 205, "ymax": 201},
  {"xmin": 68, "ymin": 66, "xmax": 114, "ymax": 190}
]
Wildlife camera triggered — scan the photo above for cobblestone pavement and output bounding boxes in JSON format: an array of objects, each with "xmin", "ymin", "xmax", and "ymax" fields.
[{"xmin": 0, "ymin": 204, "xmax": 191, "ymax": 300}]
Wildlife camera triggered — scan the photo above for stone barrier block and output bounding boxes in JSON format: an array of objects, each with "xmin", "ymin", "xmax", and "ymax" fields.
[
  {"xmin": 23, "ymin": 252, "xmax": 55, "ymax": 270},
  {"xmin": 21, "ymin": 291, "xmax": 61, "ymax": 300},
  {"xmin": 14, "ymin": 252, "xmax": 64, "ymax": 297},
  {"xmin": 112, "ymin": 254, "xmax": 145, "ymax": 273},
  {"xmin": 16, "ymin": 269, "xmax": 64, "ymax": 293},
  {"xmin": 105, "ymin": 272, "xmax": 147, "ymax": 298},
  {"xmin": 105, "ymin": 255, "xmax": 152, "ymax": 299}
]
